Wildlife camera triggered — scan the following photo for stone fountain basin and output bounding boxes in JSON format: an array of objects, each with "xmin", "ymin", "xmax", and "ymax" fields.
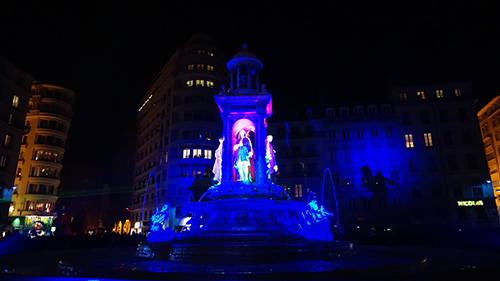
[{"xmin": 3, "ymin": 244, "xmax": 500, "ymax": 280}]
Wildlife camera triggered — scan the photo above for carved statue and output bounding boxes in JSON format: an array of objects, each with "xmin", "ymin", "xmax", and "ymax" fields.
[
  {"xmin": 147, "ymin": 204, "xmax": 174, "ymax": 243},
  {"xmin": 150, "ymin": 204, "xmax": 170, "ymax": 232},
  {"xmin": 212, "ymin": 137, "xmax": 224, "ymax": 183},
  {"xmin": 265, "ymin": 135, "xmax": 278, "ymax": 179},
  {"xmin": 233, "ymin": 130, "xmax": 253, "ymax": 182},
  {"xmin": 219, "ymin": 85, "xmax": 226, "ymax": 95},
  {"xmin": 302, "ymin": 200, "xmax": 333, "ymax": 225},
  {"xmin": 261, "ymin": 84, "xmax": 267, "ymax": 93}
]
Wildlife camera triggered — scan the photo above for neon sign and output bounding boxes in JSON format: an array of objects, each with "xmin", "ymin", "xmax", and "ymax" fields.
[{"xmin": 457, "ymin": 200, "xmax": 484, "ymax": 207}]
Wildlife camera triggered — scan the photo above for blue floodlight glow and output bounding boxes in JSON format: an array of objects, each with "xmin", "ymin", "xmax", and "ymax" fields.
[{"xmin": 140, "ymin": 171, "xmax": 159, "ymax": 231}]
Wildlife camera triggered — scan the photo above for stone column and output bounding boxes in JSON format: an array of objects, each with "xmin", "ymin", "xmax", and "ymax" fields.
[
  {"xmin": 255, "ymin": 70, "xmax": 259, "ymax": 90},
  {"xmin": 254, "ymin": 109, "xmax": 267, "ymax": 185},
  {"xmin": 246, "ymin": 66, "xmax": 252, "ymax": 89},
  {"xmin": 230, "ymin": 68, "xmax": 235, "ymax": 90},
  {"xmin": 221, "ymin": 109, "xmax": 233, "ymax": 185},
  {"xmin": 236, "ymin": 66, "xmax": 240, "ymax": 88}
]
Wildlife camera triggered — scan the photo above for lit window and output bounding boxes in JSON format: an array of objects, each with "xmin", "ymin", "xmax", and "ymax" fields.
[
  {"xmin": 207, "ymin": 65, "xmax": 214, "ymax": 71},
  {"xmin": 294, "ymin": 184, "xmax": 303, "ymax": 198},
  {"xmin": 0, "ymin": 155, "xmax": 7, "ymax": 168},
  {"xmin": 436, "ymin": 89, "xmax": 444, "ymax": 98},
  {"xmin": 35, "ymin": 202, "xmax": 45, "ymax": 211},
  {"xmin": 187, "ymin": 64, "xmax": 194, "ymax": 70},
  {"xmin": 454, "ymin": 88, "xmax": 461, "ymax": 96},
  {"xmin": 26, "ymin": 201, "xmax": 35, "ymax": 210},
  {"xmin": 196, "ymin": 64, "xmax": 204, "ymax": 70},
  {"xmin": 208, "ymin": 51, "xmax": 214, "ymax": 56},
  {"xmin": 399, "ymin": 92, "xmax": 407, "ymax": 100},
  {"xmin": 4, "ymin": 134, "xmax": 12, "ymax": 147},
  {"xmin": 207, "ymin": 80, "xmax": 214, "ymax": 88},
  {"xmin": 204, "ymin": 149, "xmax": 212, "ymax": 159},
  {"xmin": 197, "ymin": 50, "xmax": 205, "ymax": 55},
  {"xmin": 405, "ymin": 134, "xmax": 414, "ymax": 148},
  {"xmin": 183, "ymin": 148, "xmax": 191, "ymax": 158},
  {"xmin": 193, "ymin": 148, "xmax": 202, "ymax": 157},
  {"xmin": 12, "ymin": 95, "xmax": 19, "ymax": 107},
  {"xmin": 186, "ymin": 80, "xmax": 194, "ymax": 87},
  {"xmin": 417, "ymin": 91, "xmax": 425, "ymax": 99},
  {"xmin": 196, "ymin": 80, "xmax": 204, "ymax": 86},
  {"xmin": 424, "ymin": 133, "xmax": 433, "ymax": 147}
]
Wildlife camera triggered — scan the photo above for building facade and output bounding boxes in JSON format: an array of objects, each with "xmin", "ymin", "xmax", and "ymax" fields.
[
  {"xmin": 9, "ymin": 83, "xmax": 75, "ymax": 235},
  {"xmin": 130, "ymin": 34, "xmax": 229, "ymax": 233},
  {"xmin": 269, "ymin": 111, "xmax": 326, "ymax": 200},
  {"xmin": 323, "ymin": 100, "xmax": 404, "ymax": 238},
  {"xmin": 478, "ymin": 95, "xmax": 500, "ymax": 218},
  {"xmin": 390, "ymin": 83, "xmax": 496, "ymax": 230},
  {"xmin": 269, "ymin": 101, "xmax": 404, "ymax": 238},
  {"xmin": 0, "ymin": 56, "xmax": 35, "ymax": 230},
  {"xmin": 269, "ymin": 82, "xmax": 498, "ymax": 240}
]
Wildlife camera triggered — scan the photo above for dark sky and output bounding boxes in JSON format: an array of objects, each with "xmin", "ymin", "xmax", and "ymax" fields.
[{"xmin": 1, "ymin": 1, "xmax": 500, "ymax": 181}]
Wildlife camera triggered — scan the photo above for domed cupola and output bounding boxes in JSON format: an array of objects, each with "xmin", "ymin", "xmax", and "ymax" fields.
[{"xmin": 227, "ymin": 44, "xmax": 264, "ymax": 94}]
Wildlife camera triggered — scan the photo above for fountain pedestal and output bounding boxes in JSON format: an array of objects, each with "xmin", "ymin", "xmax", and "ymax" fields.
[{"xmin": 150, "ymin": 196, "xmax": 350, "ymax": 263}]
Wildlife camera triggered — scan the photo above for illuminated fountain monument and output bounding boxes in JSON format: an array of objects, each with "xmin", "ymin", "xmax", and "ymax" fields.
[
  {"xmin": 4, "ymin": 44, "xmax": 474, "ymax": 281},
  {"xmin": 2, "ymin": 45, "xmax": 496, "ymax": 280},
  {"xmin": 142, "ymin": 44, "xmax": 351, "ymax": 264}
]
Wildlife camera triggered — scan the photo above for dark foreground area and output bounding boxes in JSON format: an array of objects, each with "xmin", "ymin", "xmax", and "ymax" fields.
[{"xmin": 0, "ymin": 232, "xmax": 500, "ymax": 281}]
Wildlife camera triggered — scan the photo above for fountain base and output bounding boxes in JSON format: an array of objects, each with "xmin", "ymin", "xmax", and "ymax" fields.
[{"xmin": 141, "ymin": 196, "xmax": 352, "ymax": 264}]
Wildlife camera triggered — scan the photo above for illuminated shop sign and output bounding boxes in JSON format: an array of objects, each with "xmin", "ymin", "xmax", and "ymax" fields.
[
  {"xmin": 457, "ymin": 200, "xmax": 484, "ymax": 207},
  {"xmin": 25, "ymin": 215, "xmax": 54, "ymax": 226}
]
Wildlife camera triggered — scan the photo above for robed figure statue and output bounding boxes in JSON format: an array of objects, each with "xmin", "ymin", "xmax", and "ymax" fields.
[
  {"xmin": 212, "ymin": 137, "xmax": 224, "ymax": 183},
  {"xmin": 265, "ymin": 135, "xmax": 278, "ymax": 180},
  {"xmin": 233, "ymin": 130, "xmax": 253, "ymax": 182}
]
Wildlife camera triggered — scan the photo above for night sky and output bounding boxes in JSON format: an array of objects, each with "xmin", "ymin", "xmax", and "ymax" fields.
[{"xmin": 2, "ymin": 1, "xmax": 500, "ymax": 186}]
